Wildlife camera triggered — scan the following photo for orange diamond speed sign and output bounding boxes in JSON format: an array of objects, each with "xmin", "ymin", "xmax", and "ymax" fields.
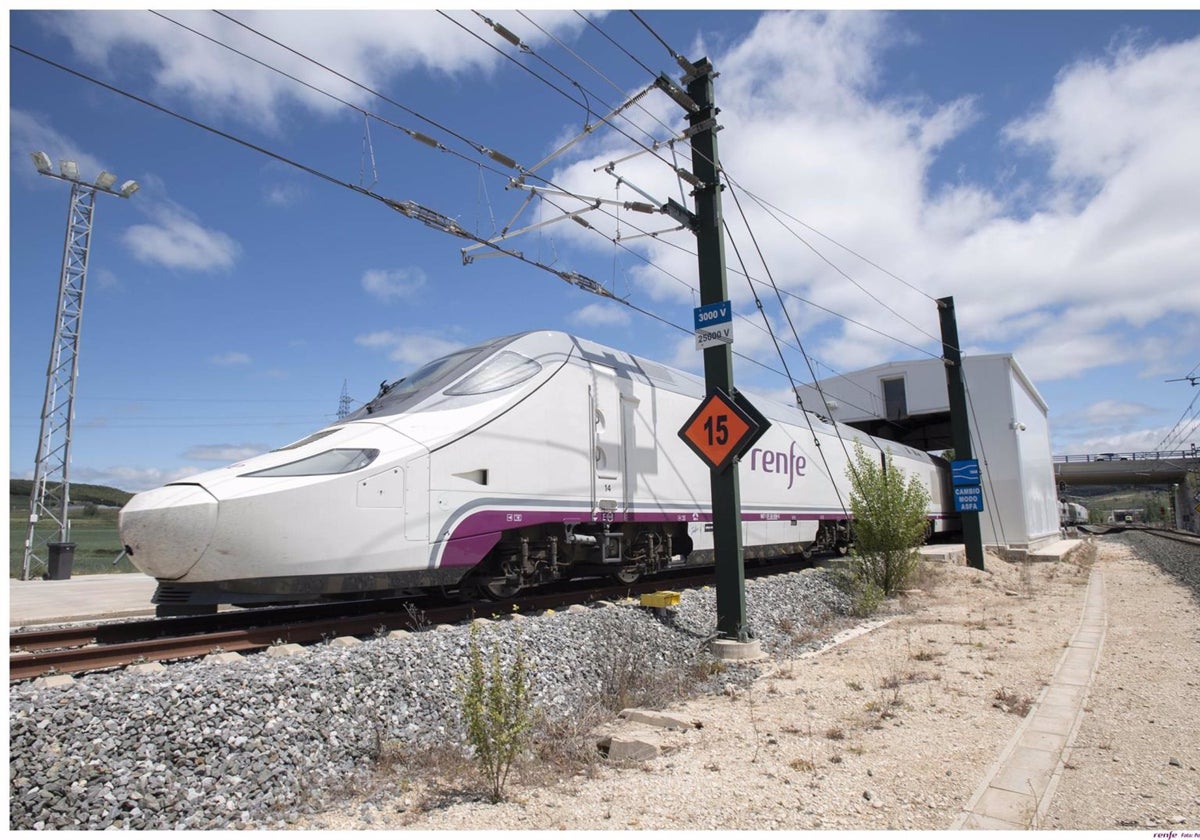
[{"xmin": 678, "ymin": 388, "xmax": 760, "ymax": 472}]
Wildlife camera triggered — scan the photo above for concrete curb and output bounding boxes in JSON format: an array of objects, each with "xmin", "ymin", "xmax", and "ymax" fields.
[{"xmin": 951, "ymin": 569, "xmax": 1107, "ymax": 829}]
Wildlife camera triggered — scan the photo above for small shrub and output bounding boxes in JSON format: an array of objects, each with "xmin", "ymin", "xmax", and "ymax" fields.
[
  {"xmin": 825, "ymin": 726, "xmax": 845, "ymax": 741},
  {"xmin": 458, "ymin": 625, "xmax": 533, "ymax": 803},
  {"xmin": 844, "ymin": 442, "xmax": 931, "ymax": 602}
]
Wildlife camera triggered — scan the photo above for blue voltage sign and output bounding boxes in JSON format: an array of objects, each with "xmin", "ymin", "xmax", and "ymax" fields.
[
  {"xmin": 694, "ymin": 300, "xmax": 733, "ymax": 350},
  {"xmin": 694, "ymin": 300, "xmax": 732, "ymax": 330},
  {"xmin": 954, "ymin": 485, "xmax": 984, "ymax": 512},
  {"xmin": 951, "ymin": 459, "xmax": 981, "ymax": 486}
]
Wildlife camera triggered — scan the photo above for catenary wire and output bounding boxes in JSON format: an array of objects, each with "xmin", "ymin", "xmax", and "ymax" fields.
[
  {"xmin": 725, "ymin": 219, "xmax": 851, "ymax": 516},
  {"xmin": 518, "ymin": 10, "xmax": 694, "ymax": 153},
  {"xmin": 575, "ymin": 11, "xmax": 657, "ymax": 78},
  {"xmin": 207, "ymin": 10, "xmax": 952, "ymax": 372},
  {"xmin": 149, "ymin": 11, "xmax": 701, "ymax": 301},
  {"xmin": 11, "ymin": 43, "xmax": 800, "ymax": 395},
  {"xmin": 610, "ymin": 12, "xmax": 949, "ymax": 351},
  {"xmin": 17, "ymin": 35, "xmax": 948, "ymax": 443},
  {"xmin": 436, "ymin": 11, "xmax": 687, "ymax": 183}
]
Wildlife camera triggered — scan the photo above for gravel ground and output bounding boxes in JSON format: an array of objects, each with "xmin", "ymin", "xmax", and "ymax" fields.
[
  {"xmin": 1042, "ymin": 532, "xmax": 1200, "ymax": 830},
  {"xmin": 10, "ymin": 533, "xmax": 1198, "ymax": 831},
  {"xmin": 8, "ymin": 567, "xmax": 850, "ymax": 829}
]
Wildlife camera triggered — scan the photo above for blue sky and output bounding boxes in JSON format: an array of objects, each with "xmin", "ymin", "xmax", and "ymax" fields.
[{"xmin": 7, "ymin": 8, "xmax": 1200, "ymax": 492}]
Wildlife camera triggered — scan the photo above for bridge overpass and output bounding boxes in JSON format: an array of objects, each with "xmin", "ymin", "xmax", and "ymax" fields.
[{"xmin": 1053, "ymin": 449, "xmax": 1199, "ymax": 532}]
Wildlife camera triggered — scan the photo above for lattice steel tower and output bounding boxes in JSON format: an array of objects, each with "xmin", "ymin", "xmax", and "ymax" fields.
[{"xmin": 21, "ymin": 153, "xmax": 139, "ymax": 580}]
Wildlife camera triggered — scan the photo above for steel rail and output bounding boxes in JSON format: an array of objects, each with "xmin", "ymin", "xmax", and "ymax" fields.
[{"xmin": 10, "ymin": 558, "xmax": 817, "ymax": 683}]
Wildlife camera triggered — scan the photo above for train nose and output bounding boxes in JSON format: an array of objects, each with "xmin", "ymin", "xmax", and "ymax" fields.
[{"xmin": 119, "ymin": 484, "xmax": 219, "ymax": 580}]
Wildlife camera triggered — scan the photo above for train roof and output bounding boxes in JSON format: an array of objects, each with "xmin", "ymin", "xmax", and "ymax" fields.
[{"xmin": 508, "ymin": 331, "xmax": 937, "ymax": 463}]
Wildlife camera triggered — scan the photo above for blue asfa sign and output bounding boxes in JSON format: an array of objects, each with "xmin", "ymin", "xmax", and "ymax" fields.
[
  {"xmin": 953, "ymin": 485, "xmax": 984, "ymax": 513},
  {"xmin": 951, "ymin": 459, "xmax": 981, "ymax": 486}
]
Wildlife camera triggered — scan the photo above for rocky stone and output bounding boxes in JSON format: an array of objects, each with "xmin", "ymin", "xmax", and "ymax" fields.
[
  {"xmin": 618, "ymin": 709, "xmax": 694, "ymax": 731},
  {"xmin": 597, "ymin": 730, "xmax": 662, "ymax": 761}
]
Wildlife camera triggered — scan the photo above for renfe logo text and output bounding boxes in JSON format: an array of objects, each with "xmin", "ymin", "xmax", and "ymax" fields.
[{"xmin": 748, "ymin": 440, "xmax": 807, "ymax": 490}]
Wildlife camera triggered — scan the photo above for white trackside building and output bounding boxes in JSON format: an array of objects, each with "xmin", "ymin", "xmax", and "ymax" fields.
[{"xmin": 120, "ymin": 331, "xmax": 956, "ymax": 609}]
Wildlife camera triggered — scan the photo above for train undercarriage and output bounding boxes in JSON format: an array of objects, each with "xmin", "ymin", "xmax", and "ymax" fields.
[{"xmin": 464, "ymin": 518, "xmax": 854, "ymax": 599}]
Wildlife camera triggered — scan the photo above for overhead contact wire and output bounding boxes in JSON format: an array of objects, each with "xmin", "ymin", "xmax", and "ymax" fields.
[
  {"xmin": 575, "ymin": 11, "xmax": 657, "ymax": 78},
  {"xmin": 437, "ymin": 11, "xmax": 686, "ymax": 182},
  {"xmin": 725, "ymin": 220, "xmax": 851, "ymax": 517}
]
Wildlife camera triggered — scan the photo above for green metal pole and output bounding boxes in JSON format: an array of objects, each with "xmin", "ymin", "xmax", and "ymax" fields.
[
  {"xmin": 938, "ymin": 296, "xmax": 986, "ymax": 571},
  {"xmin": 687, "ymin": 59, "xmax": 748, "ymax": 640}
]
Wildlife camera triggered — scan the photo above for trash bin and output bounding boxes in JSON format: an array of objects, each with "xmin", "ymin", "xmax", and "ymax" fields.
[{"xmin": 46, "ymin": 542, "xmax": 76, "ymax": 580}]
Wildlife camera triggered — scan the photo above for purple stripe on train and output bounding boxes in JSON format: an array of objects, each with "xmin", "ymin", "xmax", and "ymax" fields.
[{"xmin": 435, "ymin": 507, "xmax": 957, "ymax": 566}]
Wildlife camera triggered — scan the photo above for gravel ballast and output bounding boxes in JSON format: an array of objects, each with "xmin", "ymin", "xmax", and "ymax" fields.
[{"xmin": 9, "ymin": 567, "xmax": 852, "ymax": 830}]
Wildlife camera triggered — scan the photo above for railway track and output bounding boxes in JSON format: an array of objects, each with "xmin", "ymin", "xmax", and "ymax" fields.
[
  {"xmin": 1079, "ymin": 522, "xmax": 1200, "ymax": 547},
  {"xmin": 10, "ymin": 558, "xmax": 816, "ymax": 682}
]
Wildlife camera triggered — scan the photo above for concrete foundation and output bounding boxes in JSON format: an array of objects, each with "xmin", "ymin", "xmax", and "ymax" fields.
[{"xmin": 709, "ymin": 638, "xmax": 764, "ymax": 661}]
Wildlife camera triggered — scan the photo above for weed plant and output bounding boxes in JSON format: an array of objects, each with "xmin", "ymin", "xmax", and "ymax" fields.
[{"xmin": 458, "ymin": 625, "xmax": 533, "ymax": 803}]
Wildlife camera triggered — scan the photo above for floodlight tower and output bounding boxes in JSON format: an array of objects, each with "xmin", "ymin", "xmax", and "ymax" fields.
[{"xmin": 21, "ymin": 152, "xmax": 139, "ymax": 580}]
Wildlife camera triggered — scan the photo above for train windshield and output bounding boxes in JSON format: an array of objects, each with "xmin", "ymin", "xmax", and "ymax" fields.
[{"xmin": 346, "ymin": 334, "xmax": 521, "ymax": 420}]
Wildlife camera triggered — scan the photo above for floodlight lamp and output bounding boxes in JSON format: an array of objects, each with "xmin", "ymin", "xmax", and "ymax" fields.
[
  {"xmin": 60, "ymin": 160, "xmax": 79, "ymax": 180},
  {"xmin": 95, "ymin": 171, "xmax": 118, "ymax": 190},
  {"xmin": 118, "ymin": 180, "xmax": 140, "ymax": 198},
  {"xmin": 31, "ymin": 151, "xmax": 53, "ymax": 174}
]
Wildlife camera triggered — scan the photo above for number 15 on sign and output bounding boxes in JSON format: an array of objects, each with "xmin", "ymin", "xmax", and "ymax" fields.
[{"xmin": 678, "ymin": 389, "xmax": 760, "ymax": 473}]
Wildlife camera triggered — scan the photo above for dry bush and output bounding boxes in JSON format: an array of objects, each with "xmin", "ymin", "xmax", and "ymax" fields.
[{"xmin": 993, "ymin": 687, "xmax": 1034, "ymax": 717}]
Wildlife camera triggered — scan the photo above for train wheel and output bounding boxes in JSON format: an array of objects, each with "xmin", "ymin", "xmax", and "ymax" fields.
[
  {"xmin": 611, "ymin": 566, "xmax": 641, "ymax": 585},
  {"xmin": 481, "ymin": 576, "xmax": 522, "ymax": 600}
]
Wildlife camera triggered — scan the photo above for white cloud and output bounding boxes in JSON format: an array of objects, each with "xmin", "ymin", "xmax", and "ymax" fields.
[
  {"xmin": 210, "ymin": 351, "xmax": 251, "ymax": 366},
  {"xmin": 1071, "ymin": 427, "xmax": 1182, "ymax": 455},
  {"xmin": 362, "ymin": 267, "xmax": 427, "ymax": 302},
  {"xmin": 1082, "ymin": 399, "xmax": 1156, "ymax": 425},
  {"xmin": 38, "ymin": 10, "xmax": 596, "ymax": 133},
  {"xmin": 354, "ymin": 330, "xmax": 465, "ymax": 368},
  {"xmin": 71, "ymin": 465, "xmax": 201, "ymax": 493},
  {"xmin": 93, "ymin": 268, "xmax": 121, "ymax": 290},
  {"xmin": 183, "ymin": 444, "xmax": 267, "ymax": 462},
  {"xmin": 1005, "ymin": 37, "xmax": 1200, "ymax": 185},
  {"xmin": 9, "ymin": 110, "xmax": 106, "ymax": 188},
  {"xmin": 567, "ymin": 301, "xmax": 631, "ymax": 328},
  {"xmin": 540, "ymin": 14, "xmax": 1200, "ymax": 389},
  {"xmin": 264, "ymin": 182, "xmax": 305, "ymax": 207},
  {"xmin": 124, "ymin": 204, "xmax": 240, "ymax": 271}
]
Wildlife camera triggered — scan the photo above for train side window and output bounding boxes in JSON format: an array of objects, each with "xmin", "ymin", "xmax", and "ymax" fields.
[
  {"xmin": 882, "ymin": 376, "xmax": 907, "ymax": 421},
  {"xmin": 445, "ymin": 351, "xmax": 542, "ymax": 396}
]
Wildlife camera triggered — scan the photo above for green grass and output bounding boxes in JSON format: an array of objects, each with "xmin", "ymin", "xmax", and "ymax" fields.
[
  {"xmin": 10, "ymin": 480, "xmax": 138, "ymax": 578},
  {"xmin": 10, "ymin": 509, "xmax": 138, "ymax": 578}
]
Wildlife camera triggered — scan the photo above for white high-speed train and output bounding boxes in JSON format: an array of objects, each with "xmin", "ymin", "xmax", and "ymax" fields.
[{"xmin": 119, "ymin": 331, "xmax": 957, "ymax": 610}]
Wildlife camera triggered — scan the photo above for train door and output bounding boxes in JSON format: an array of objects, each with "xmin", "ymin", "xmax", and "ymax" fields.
[{"xmin": 590, "ymin": 367, "xmax": 634, "ymax": 520}]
